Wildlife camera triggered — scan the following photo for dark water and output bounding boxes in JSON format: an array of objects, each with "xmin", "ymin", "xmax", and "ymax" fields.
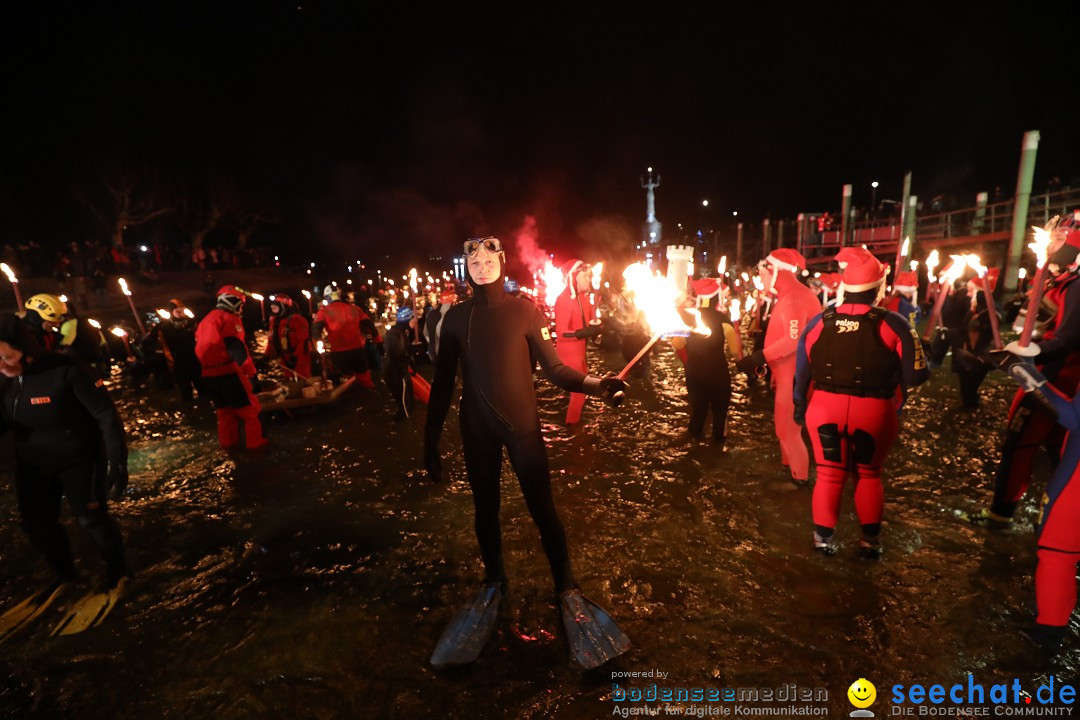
[{"xmin": 0, "ymin": 344, "xmax": 1075, "ymax": 719}]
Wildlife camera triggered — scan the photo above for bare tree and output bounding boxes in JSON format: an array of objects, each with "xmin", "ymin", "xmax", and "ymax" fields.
[
  {"xmin": 177, "ymin": 194, "xmax": 227, "ymax": 252},
  {"xmin": 231, "ymin": 208, "xmax": 276, "ymax": 250},
  {"xmin": 74, "ymin": 154, "xmax": 171, "ymax": 249}
]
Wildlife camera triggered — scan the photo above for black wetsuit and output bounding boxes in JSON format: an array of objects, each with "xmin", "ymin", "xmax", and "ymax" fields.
[
  {"xmin": 0, "ymin": 353, "xmax": 128, "ymax": 585},
  {"xmin": 426, "ymin": 281, "xmax": 591, "ymax": 592},
  {"xmin": 683, "ymin": 308, "xmax": 733, "ymax": 442},
  {"xmin": 383, "ymin": 321, "xmax": 414, "ymax": 420},
  {"xmin": 147, "ymin": 318, "xmax": 201, "ymax": 401}
]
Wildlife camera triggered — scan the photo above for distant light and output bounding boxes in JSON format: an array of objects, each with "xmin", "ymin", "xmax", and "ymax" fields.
[
  {"xmin": 647, "ymin": 166, "xmax": 653, "ymax": 172},
  {"xmin": 59, "ymin": 294, "xmax": 68, "ymax": 303},
  {"xmin": 732, "ymin": 211, "xmax": 738, "ymax": 217},
  {"xmin": 702, "ymin": 200, "xmax": 709, "ymax": 207},
  {"xmin": 140, "ymin": 245, "xmax": 148, "ymax": 252},
  {"xmin": 88, "ymin": 319, "xmax": 101, "ymax": 329},
  {"xmin": 367, "ymin": 279, "xmax": 373, "ymax": 285},
  {"xmin": 871, "ymin": 181, "xmax": 879, "ymax": 189},
  {"xmin": 310, "ymin": 262, "xmax": 316, "ymax": 268}
]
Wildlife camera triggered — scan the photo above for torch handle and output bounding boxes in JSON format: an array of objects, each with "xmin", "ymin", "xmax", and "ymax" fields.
[
  {"xmin": 11, "ymin": 282, "xmax": 22, "ymax": 310},
  {"xmin": 1019, "ymin": 265, "xmax": 1050, "ymax": 347},
  {"xmin": 922, "ymin": 282, "xmax": 951, "ymax": 342},
  {"xmin": 616, "ymin": 332, "xmax": 663, "ymax": 381},
  {"xmin": 126, "ymin": 296, "xmax": 147, "ymax": 335},
  {"xmin": 981, "ymin": 283, "xmax": 1003, "ymax": 350}
]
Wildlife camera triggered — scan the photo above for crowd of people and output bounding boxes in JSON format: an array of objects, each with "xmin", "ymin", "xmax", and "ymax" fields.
[{"xmin": 2, "ymin": 223, "xmax": 1079, "ymax": 662}]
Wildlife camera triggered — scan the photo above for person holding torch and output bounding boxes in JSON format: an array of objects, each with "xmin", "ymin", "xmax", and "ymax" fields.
[
  {"xmin": 680, "ymin": 277, "xmax": 740, "ymax": 446},
  {"xmin": 969, "ymin": 229, "xmax": 1080, "ymax": 527},
  {"xmin": 735, "ymin": 248, "xmax": 820, "ymax": 486},
  {"xmin": 793, "ymin": 247, "xmax": 929, "ymax": 557},
  {"xmin": 423, "ymin": 236, "xmax": 628, "ymax": 669},
  {"xmin": 554, "ymin": 259, "xmax": 603, "ymax": 425}
]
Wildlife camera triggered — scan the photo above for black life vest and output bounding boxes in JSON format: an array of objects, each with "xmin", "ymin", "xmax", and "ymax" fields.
[{"xmin": 810, "ymin": 307, "xmax": 899, "ymax": 398}]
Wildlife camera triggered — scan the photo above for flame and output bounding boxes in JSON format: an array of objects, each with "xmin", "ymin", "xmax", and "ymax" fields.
[
  {"xmin": 718, "ymin": 256, "xmax": 727, "ymax": 276},
  {"xmin": 250, "ymin": 293, "xmax": 264, "ymax": 302},
  {"xmin": 901, "ymin": 237, "xmax": 910, "ymax": 257},
  {"xmin": 963, "ymin": 254, "xmax": 986, "ymax": 276},
  {"xmin": 156, "ymin": 309, "xmax": 170, "ymax": 319},
  {"xmin": 925, "ymin": 249, "xmax": 940, "ymax": 273},
  {"xmin": 316, "ymin": 340, "xmax": 325, "ymax": 354},
  {"xmin": 118, "ymin": 278, "xmax": 131, "ymax": 296},
  {"xmin": 741, "ymin": 272, "xmax": 750, "ymax": 282},
  {"xmin": 301, "ymin": 290, "xmax": 311, "ymax": 299},
  {"xmin": 730, "ymin": 299, "xmax": 741, "ymax": 322},
  {"xmin": 1018, "ymin": 267, "xmax": 1028, "ymax": 280},
  {"xmin": 110, "ymin": 327, "xmax": 127, "ymax": 338},
  {"xmin": 939, "ymin": 257, "xmax": 966, "ymax": 285},
  {"xmin": 684, "ymin": 307, "xmax": 712, "ymax": 336},
  {"xmin": 622, "ymin": 262, "xmax": 691, "ymax": 335},
  {"xmin": 0, "ymin": 263, "xmax": 16, "ymax": 283},
  {"xmin": 59, "ymin": 294, "xmax": 67, "ymax": 303},
  {"xmin": 88, "ymin": 319, "xmax": 101, "ymax": 329},
  {"xmin": 909, "ymin": 260, "xmax": 919, "ymax": 272},
  {"xmin": 591, "ymin": 262, "xmax": 604, "ymax": 291},
  {"xmin": 541, "ymin": 260, "xmax": 565, "ymax": 307},
  {"xmin": 753, "ymin": 276, "xmax": 764, "ymax": 291},
  {"xmin": 1029, "ymin": 226, "xmax": 1053, "ymax": 268},
  {"xmin": 409, "ymin": 268, "xmax": 418, "ymax": 294},
  {"xmin": 744, "ymin": 296, "xmax": 756, "ymax": 312}
]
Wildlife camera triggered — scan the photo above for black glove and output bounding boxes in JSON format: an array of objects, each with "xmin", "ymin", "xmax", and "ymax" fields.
[
  {"xmin": 735, "ymin": 350, "xmax": 766, "ymax": 375},
  {"xmin": 793, "ymin": 403, "xmax": 806, "ymax": 426},
  {"xmin": 106, "ymin": 459, "xmax": 129, "ymax": 499},
  {"xmin": 249, "ymin": 374, "xmax": 262, "ymax": 393},
  {"xmin": 598, "ymin": 372, "xmax": 627, "ymax": 407},
  {"xmin": 423, "ymin": 428, "xmax": 444, "ymax": 483},
  {"xmin": 562, "ymin": 331, "xmax": 580, "ymax": 339}
]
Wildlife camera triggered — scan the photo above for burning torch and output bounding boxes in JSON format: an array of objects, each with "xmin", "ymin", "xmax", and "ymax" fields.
[
  {"xmin": 728, "ymin": 298, "xmax": 745, "ymax": 358},
  {"xmin": 316, "ymin": 340, "xmax": 329, "ymax": 386},
  {"xmin": 922, "ymin": 258, "xmax": 966, "ymax": 342},
  {"xmin": 894, "ymin": 236, "xmax": 910, "ymax": 278},
  {"xmin": 1, "ymin": 263, "xmax": 22, "ymax": 309},
  {"xmin": 1017, "ymin": 224, "xmax": 1060, "ymax": 350},
  {"xmin": 615, "ymin": 262, "xmax": 694, "ymax": 382},
  {"xmin": 301, "ymin": 289, "xmax": 313, "ymax": 316},
  {"xmin": 110, "ymin": 326, "xmax": 135, "ymax": 361},
  {"xmin": 964, "ymin": 254, "xmax": 1002, "ymax": 349},
  {"xmin": 117, "ymin": 278, "xmax": 147, "ymax": 335},
  {"xmin": 250, "ymin": 293, "xmax": 266, "ymax": 324}
]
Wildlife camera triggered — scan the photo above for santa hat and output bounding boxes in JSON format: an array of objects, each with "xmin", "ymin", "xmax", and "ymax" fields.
[
  {"xmin": 561, "ymin": 258, "xmax": 587, "ymax": 299},
  {"xmin": 889, "ymin": 269, "xmax": 915, "ymax": 304},
  {"xmin": 968, "ymin": 268, "xmax": 1000, "ymax": 292},
  {"xmin": 765, "ymin": 248, "xmax": 807, "ymax": 273},
  {"xmin": 836, "ymin": 247, "xmax": 888, "ymax": 292},
  {"xmin": 692, "ymin": 277, "xmax": 722, "ymax": 309}
]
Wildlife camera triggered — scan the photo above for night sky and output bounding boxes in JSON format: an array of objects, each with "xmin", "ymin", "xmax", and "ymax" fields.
[{"xmin": 1, "ymin": 4, "xmax": 1077, "ymax": 271}]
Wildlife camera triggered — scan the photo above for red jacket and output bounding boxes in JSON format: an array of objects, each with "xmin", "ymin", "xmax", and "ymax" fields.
[
  {"xmin": 195, "ymin": 308, "xmax": 255, "ymax": 377},
  {"xmin": 313, "ymin": 301, "xmax": 367, "ymax": 352},
  {"xmin": 268, "ymin": 313, "xmax": 311, "ymax": 360},
  {"xmin": 763, "ymin": 273, "xmax": 821, "ymax": 368}
]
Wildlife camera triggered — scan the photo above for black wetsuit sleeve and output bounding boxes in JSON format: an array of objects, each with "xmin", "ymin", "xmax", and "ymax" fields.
[
  {"xmin": 310, "ymin": 319, "xmax": 326, "ymax": 339},
  {"xmin": 1038, "ymin": 281, "xmax": 1080, "ymax": 360},
  {"xmin": 360, "ymin": 317, "xmax": 380, "ymax": 341},
  {"xmin": 425, "ymin": 316, "xmax": 460, "ymax": 438},
  {"xmin": 527, "ymin": 306, "xmax": 587, "ymax": 392},
  {"xmin": 67, "ymin": 362, "xmax": 127, "ymax": 464}
]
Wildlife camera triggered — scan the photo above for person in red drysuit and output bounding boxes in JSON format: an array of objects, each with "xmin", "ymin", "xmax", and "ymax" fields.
[
  {"xmin": 793, "ymin": 247, "xmax": 929, "ymax": 557},
  {"xmin": 267, "ymin": 293, "xmax": 312, "ymax": 380},
  {"xmin": 966, "ymin": 230, "xmax": 1080, "ymax": 526},
  {"xmin": 554, "ymin": 259, "xmax": 601, "ymax": 425},
  {"xmin": 311, "ymin": 285, "xmax": 378, "ymax": 389},
  {"xmin": 195, "ymin": 285, "xmax": 266, "ymax": 450},
  {"xmin": 998, "ymin": 355, "xmax": 1080, "ymax": 655},
  {"xmin": 736, "ymin": 248, "xmax": 820, "ymax": 484}
]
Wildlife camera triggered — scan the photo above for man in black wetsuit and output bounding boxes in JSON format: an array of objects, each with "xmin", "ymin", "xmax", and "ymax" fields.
[
  {"xmin": 0, "ymin": 313, "xmax": 129, "ymax": 591},
  {"xmin": 424, "ymin": 236, "xmax": 630, "ymax": 668}
]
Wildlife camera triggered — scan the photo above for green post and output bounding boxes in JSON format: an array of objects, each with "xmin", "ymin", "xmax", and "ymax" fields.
[
  {"xmin": 903, "ymin": 195, "xmax": 918, "ymax": 246},
  {"xmin": 840, "ymin": 184, "xmax": 852, "ymax": 247},
  {"xmin": 1004, "ymin": 130, "xmax": 1040, "ymax": 294},
  {"xmin": 736, "ymin": 222, "xmax": 744, "ymax": 268},
  {"xmin": 898, "ymin": 171, "xmax": 912, "ymax": 240},
  {"xmin": 973, "ymin": 192, "xmax": 988, "ymax": 235}
]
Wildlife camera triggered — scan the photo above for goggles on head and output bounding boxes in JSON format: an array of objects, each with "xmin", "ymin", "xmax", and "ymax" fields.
[{"xmin": 464, "ymin": 236, "xmax": 503, "ymax": 257}]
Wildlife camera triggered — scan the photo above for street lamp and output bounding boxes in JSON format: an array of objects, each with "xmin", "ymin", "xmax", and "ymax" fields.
[{"xmin": 871, "ymin": 181, "xmax": 879, "ymax": 217}]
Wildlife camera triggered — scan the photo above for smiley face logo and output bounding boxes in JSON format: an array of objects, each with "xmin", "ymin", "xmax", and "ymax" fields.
[{"xmin": 848, "ymin": 678, "xmax": 876, "ymax": 709}]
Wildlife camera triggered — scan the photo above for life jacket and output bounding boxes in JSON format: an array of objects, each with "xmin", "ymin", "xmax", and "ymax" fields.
[{"xmin": 810, "ymin": 307, "xmax": 899, "ymax": 398}]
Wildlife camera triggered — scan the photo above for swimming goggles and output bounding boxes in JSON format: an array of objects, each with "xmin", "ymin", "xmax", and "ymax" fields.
[{"xmin": 464, "ymin": 237, "xmax": 503, "ymax": 256}]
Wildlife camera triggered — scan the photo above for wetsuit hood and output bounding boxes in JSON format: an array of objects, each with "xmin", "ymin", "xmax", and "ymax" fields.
[{"xmin": 466, "ymin": 253, "xmax": 508, "ymax": 306}]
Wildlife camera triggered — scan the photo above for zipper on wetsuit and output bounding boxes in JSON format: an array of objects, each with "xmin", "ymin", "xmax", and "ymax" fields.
[
  {"xmin": 12, "ymin": 375, "xmax": 22, "ymax": 418},
  {"xmin": 466, "ymin": 306, "xmax": 515, "ymax": 432}
]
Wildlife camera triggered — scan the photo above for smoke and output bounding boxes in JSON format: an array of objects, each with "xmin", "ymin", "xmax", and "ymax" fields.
[{"xmin": 511, "ymin": 215, "xmax": 550, "ymax": 275}]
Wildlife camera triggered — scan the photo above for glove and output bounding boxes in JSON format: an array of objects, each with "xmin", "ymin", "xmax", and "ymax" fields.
[
  {"xmin": 598, "ymin": 372, "xmax": 627, "ymax": 407},
  {"xmin": 793, "ymin": 403, "xmax": 806, "ymax": 426},
  {"xmin": 106, "ymin": 459, "xmax": 129, "ymax": 499},
  {"xmin": 423, "ymin": 428, "xmax": 444, "ymax": 483},
  {"xmin": 999, "ymin": 355, "xmax": 1048, "ymax": 393},
  {"xmin": 1004, "ymin": 340, "xmax": 1040, "ymax": 358},
  {"xmin": 735, "ymin": 350, "xmax": 766, "ymax": 375},
  {"xmin": 562, "ymin": 331, "xmax": 580, "ymax": 339}
]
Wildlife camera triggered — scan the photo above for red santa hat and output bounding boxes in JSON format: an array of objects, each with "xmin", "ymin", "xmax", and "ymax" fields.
[
  {"xmin": 818, "ymin": 272, "xmax": 841, "ymax": 290},
  {"xmin": 561, "ymin": 258, "xmax": 587, "ymax": 299},
  {"xmin": 836, "ymin": 247, "xmax": 888, "ymax": 292},
  {"xmin": 765, "ymin": 248, "xmax": 807, "ymax": 273},
  {"xmin": 968, "ymin": 268, "xmax": 1000, "ymax": 292},
  {"xmin": 692, "ymin": 277, "xmax": 722, "ymax": 308},
  {"xmin": 893, "ymin": 271, "xmax": 918, "ymax": 291}
]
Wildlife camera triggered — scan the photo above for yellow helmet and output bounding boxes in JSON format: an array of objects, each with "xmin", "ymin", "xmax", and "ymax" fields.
[{"xmin": 25, "ymin": 293, "xmax": 66, "ymax": 323}]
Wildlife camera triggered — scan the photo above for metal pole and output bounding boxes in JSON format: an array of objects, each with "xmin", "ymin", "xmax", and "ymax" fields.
[
  {"xmin": 1004, "ymin": 130, "xmax": 1040, "ymax": 294},
  {"xmin": 902, "ymin": 195, "xmax": 918, "ymax": 246},
  {"xmin": 840, "ymin": 184, "xmax": 852, "ymax": 247},
  {"xmin": 899, "ymin": 170, "xmax": 912, "ymax": 238}
]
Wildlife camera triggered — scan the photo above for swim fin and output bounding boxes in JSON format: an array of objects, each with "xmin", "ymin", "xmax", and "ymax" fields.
[
  {"xmin": 559, "ymin": 589, "xmax": 630, "ymax": 669},
  {"xmin": 50, "ymin": 578, "xmax": 127, "ymax": 637},
  {"xmin": 0, "ymin": 581, "xmax": 69, "ymax": 642},
  {"xmin": 430, "ymin": 582, "xmax": 503, "ymax": 666}
]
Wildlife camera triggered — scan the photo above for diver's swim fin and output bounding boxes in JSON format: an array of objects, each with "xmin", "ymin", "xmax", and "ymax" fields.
[
  {"xmin": 0, "ymin": 581, "xmax": 69, "ymax": 642},
  {"xmin": 50, "ymin": 578, "xmax": 127, "ymax": 637},
  {"xmin": 559, "ymin": 589, "xmax": 630, "ymax": 669},
  {"xmin": 430, "ymin": 582, "xmax": 503, "ymax": 666}
]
